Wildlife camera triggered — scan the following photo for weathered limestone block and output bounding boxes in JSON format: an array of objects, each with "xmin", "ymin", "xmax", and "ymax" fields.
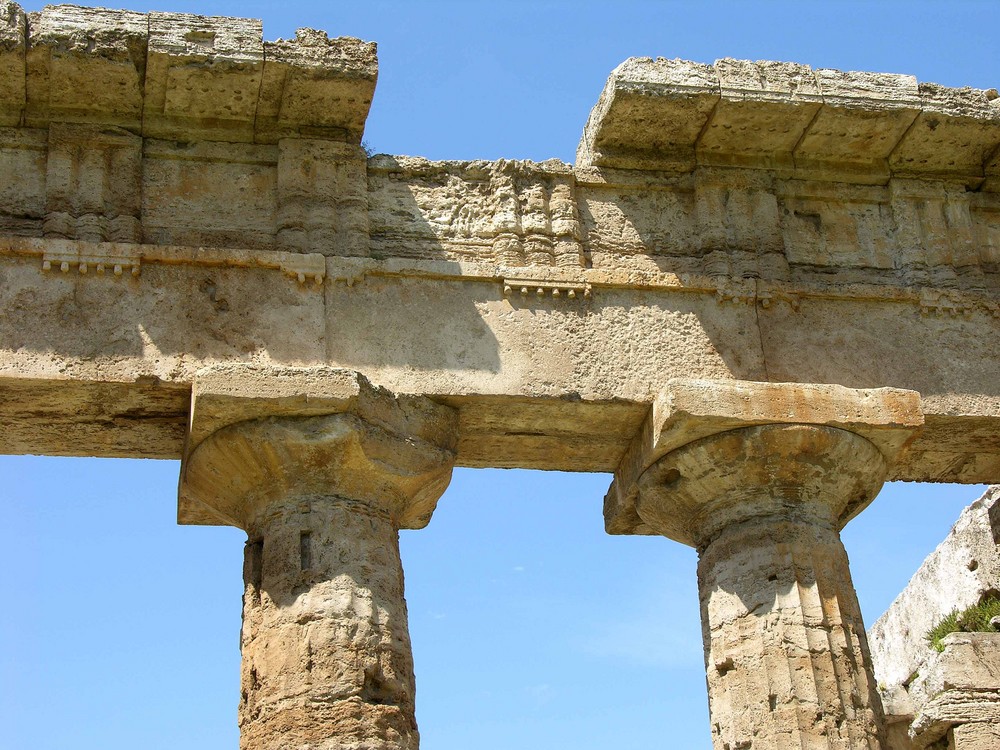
[
  {"xmin": 607, "ymin": 380, "xmax": 924, "ymax": 750},
  {"xmin": 0, "ymin": 7, "xmax": 997, "ymax": 488},
  {"xmin": 701, "ymin": 59, "xmax": 823, "ymax": 170},
  {"xmin": 144, "ymin": 11, "xmax": 263, "ymax": 141},
  {"xmin": 647, "ymin": 425, "xmax": 890, "ymax": 749},
  {"xmin": 25, "ymin": 4, "xmax": 147, "ymax": 129},
  {"xmin": 578, "ymin": 56, "xmax": 720, "ymax": 172},
  {"xmin": 0, "ymin": 126, "xmax": 46, "ymax": 234},
  {"xmin": 277, "ymin": 138, "xmax": 368, "ymax": 256},
  {"xmin": 950, "ymin": 723, "xmax": 1000, "ymax": 750},
  {"xmin": 578, "ymin": 56, "xmax": 1000, "ymax": 188},
  {"xmin": 891, "ymin": 84, "xmax": 1000, "ymax": 185},
  {"xmin": 605, "ymin": 378, "xmax": 922, "ymax": 536},
  {"xmin": 549, "ymin": 175, "xmax": 584, "ymax": 267},
  {"xmin": 795, "ymin": 69, "xmax": 919, "ymax": 180},
  {"xmin": 576, "ymin": 163, "xmax": 999, "ymax": 296},
  {"xmin": 141, "ymin": 139, "xmax": 278, "ymax": 249},
  {"xmin": 869, "ymin": 487, "xmax": 1000, "ymax": 690},
  {"xmin": 0, "ymin": 1, "xmax": 26, "ymax": 126},
  {"xmin": 881, "ymin": 686, "xmax": 917, "ymax": 750},
  {"xmin": 889, "ymin": 180, "xmax": 979, "ymax": 276},
  {"xmin": 43, "ymin": 123, "xmax": 142, "ymax": 243},
  {"xmin": 908, "ymin": 633, "xmax": 1000, "ymax": 749},
  {"xmin": 180, "ymin": 366, "xmax": 458, "ymax": 749},
  {"xmin": 258, "ymin": 28, "xmax": 377, "ymax": 143},
  {"xmin": 367, "ymin": 156, "xmax": 583, "ymax": 266}
]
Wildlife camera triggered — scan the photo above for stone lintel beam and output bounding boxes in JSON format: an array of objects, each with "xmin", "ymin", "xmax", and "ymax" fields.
[
  {"xmin": 605, "ymin": 378, "xmax": 923, "ymax": 541},
  {"xmin": 179, "ymin": 364, "xmax": 457, "ymax": 529},
  {"xmin": 178, "ymin": 365, "xmax": 457, "ymax": 750},
  {"xmin": 13, "ymin": 3, "xmax": 376, "ymax": 142},
  {"xmin": 578, "ymin": 56, "xmax": 1000, "ymax": 187},
  {"xmin": 908, "ymin": 632, "xmax": 1000, "ymax": 749}
]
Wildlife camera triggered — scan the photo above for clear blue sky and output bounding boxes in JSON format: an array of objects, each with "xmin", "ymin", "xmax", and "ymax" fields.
[{"xmin": 3, "ymin": 2, "xmax": 997, "ymax": 749}]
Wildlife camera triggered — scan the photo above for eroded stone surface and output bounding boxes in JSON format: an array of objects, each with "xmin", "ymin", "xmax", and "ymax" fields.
[
  {"xmin": 908, "ymin": 633, "xmax": 1000, "ymax": 749},
  {"xmin": 869, "ymin": 487, "xmax": 1000, "ymax": 689},
  {"xmin": 0, "ymin": 5, "xmax": 998, "ymax": 481},
  {"xmin": 578, "ymin": 55, "xmax": 1000, "ymax": 185},
  {"xmin": 1, "ymin": 5, "xmax": 999, "ymax": 749},
  {"xmin": 606, "ymin": 378, "xmax": 922, "ymax": 540},
  {"xmin": 628, "ymin": 423, "xmax": 892, "ymax": 749},
  {"xmin": 179, "ymin": 368, "xmax": 457, "ymax": 748},
  {"xmin": 240, "ymin": 497, "xmax": 418, "ymax": 750}
]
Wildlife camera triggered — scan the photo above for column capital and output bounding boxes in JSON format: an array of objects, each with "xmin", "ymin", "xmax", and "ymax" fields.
[
  {"xmin": 605, "ymin": 378, "xmax": 923, "ymax": 545},
  {"xmin": 637, "ymin": 423, "xmax": 886, "ymax": 548},
  {"xmin": 178, "ymin": 364, "xmax": 458, "ymax": 530}
]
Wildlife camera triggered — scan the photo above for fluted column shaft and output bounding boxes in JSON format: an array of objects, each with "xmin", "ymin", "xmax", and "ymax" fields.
[
  {"xmin": 240, "ymin": 496, "xmax": 416, "ymax": 750},
  {"xmin": 699, "ymin": 513, "xmax": 883, "ymax": 749},
  {"xmin": 634, "ymin": 423, "xmax": 891, "ymax": 750},
  {"xmin": 179, "ymin": 367, "xmax": 458, "ymax": 750}
]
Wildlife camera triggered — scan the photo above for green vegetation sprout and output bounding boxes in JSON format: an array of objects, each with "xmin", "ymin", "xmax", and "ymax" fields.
[{"xmin": 925, "ymin": 595, "xmax": 1000, "ymax": 652}]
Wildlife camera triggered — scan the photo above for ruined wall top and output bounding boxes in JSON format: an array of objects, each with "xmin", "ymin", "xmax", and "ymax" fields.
[
  {"xmin": 0, "ymin": 2, "xmax": 377, "ymax": 143},
  {"xmin": 869, "ymin": 486, "xmax": 1000, "ymax": 688},
  {"xmin": 4, "ymin": 3, "xmax": 1000, "ymax": 189},
  {"xmin": 578, "ymin": 56, "xmax": 1000, "ymax": 189}
]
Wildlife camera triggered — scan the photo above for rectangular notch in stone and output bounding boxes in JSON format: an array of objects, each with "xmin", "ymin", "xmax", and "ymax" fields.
[{"xmin": 299, "ymin": 531, "xmax": 312, "ymax": 571}]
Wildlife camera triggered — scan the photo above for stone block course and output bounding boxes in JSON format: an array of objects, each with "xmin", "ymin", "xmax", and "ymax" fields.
[{"xmin": 0, "ymin": 4, "xmax": 999, "ymax": 748}]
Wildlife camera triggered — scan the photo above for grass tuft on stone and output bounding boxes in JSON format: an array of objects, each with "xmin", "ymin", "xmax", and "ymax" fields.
[{"xmin": 925, "ymin": 595, "xmax": 1000, "ymax": 652}]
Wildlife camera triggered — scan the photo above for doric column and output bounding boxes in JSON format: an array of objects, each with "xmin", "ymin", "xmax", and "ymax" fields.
[
  {"xmin": 605, "ymin": 379, "xmax": 923, "ymax": 750},
  {"xmin": 178, "ymin": 366, "xmax": 457, "ymax": 750}
]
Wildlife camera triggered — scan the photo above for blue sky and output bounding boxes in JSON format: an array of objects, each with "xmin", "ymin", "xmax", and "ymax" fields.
[{"xmin": 3, "ymin": 1, "xmax": 997, "ymax": 748}]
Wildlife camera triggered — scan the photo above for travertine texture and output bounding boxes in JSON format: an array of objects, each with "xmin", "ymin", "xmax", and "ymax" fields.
[
  {"xmin": 180, "ymin": 367, "xmax": 457, "ymax": 748},
  {"xmin": 577, "ymin": 56, "xmax": 1000, "ymax": 186},
  {"xmin": 908, "ymin": 633, "xmax": 1000, "ymax": 749},
  {"xmin": 869, "ymin": 487, "xmax": 1000, "ymax": 689},
  {"xmin": 239, "ymin": 497, "xmax": 417, "ymax": 750},
  {"xmin": 2, "ymin": 6, "xmax": 1000, "ymax": 748},
  {"xmin": 629, "ymin": 423, "xmax": 892, "ymax": 749},
  {"xmin": 0, "ymin": 4, "xmax": 998, "ymax": 484},
  {"xmin": 606, "ymin": 378, "xmax": 923, "ymax": 540},
  {"xmin": 15, "ymin": 4, "xmax": 376, "ymax": 141}
]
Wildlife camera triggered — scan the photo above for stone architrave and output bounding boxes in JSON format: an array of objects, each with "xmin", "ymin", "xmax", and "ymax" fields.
[
  {"xmin": 605, "ymin": 379, "xmax": 924, "ymax": 750},
  {"xmin": 179, "ymin": 365, "xmax": 458, "ymax": 750}
]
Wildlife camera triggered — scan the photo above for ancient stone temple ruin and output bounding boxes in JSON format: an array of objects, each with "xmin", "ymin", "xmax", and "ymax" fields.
[{"xmin": 2, "ymin": 4, "xmax": 999, "ymax": 749}]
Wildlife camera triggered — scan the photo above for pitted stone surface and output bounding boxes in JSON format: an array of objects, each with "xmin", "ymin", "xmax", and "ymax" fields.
[
  {"xmin": 179, "ymin": 369, "xmax": 457, "ymax": 749},
  {"xmin": 577, "ymin": 55, "xmax": 1000, "ymax": 184},
  {"xmin": 907, "ymin": 633, "xmax": 1000, "ymax": 749},
  {"xmin": 0, "ymin": 6, "xmax": 999, "ymax": 748},
  {"xmin": 607, "ymin": 379, "xmax": 922, "ymax": 538},
  {"xmin": 180, "ymin": 365, "xmax": 458, "ymax": 528},
  {"xmin": 0, "ymin": 5, "xmax": 998, "ymax": 483},
  {"xmin": 240, "ymin": 497, "xmax": 419, "ymax": 750},
  {"xmin": 624, "ymin": 422, "xmax": 893, "ymax": 749}
]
